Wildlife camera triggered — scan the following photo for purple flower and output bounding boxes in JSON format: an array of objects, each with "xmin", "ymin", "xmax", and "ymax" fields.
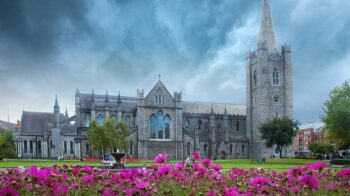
[
  {"xmin": 250, "ymin": 176, "xmax": 270, "ymax": 189},
  {"xmin": 0, "ymin": 186, "xmax": 19, "ymax": 196},
  {"xmin": 298, "ymin": 175, "xmax": 318, "ymax": 190},
  {"xmin": 102, "ymin": 188, "xmax": 117, "ymax": 196},
  {"xmin": 339, "ymin": 169, "xmax": 350, "ymax": 179},
  {"xmin": 192, "ymin": 151, "xmax": 200, "ymax": 160},
  {"xmin": 157, "ymin": 164, "xmax": 172, "ymax": 176},
  {"xmin": 52, "ymin": 183, "xmax": 68, "ymax": 196},
  {"xmin": 135, "ymin": 181, "xmax": 150, "ymax": 189},
  {"xmin": 201, "ymin": 159, "xmax": 212, "ymax": 168},
  {"xmin": 154, "ymin": 153, "xmax": 168, "ymax": 164},
  {"xmin": 324, "ymin": 183, "xmax": 338, "ymax": 190},
  {"xmin": 312, "ymin": 162, "xmax": 328, "ymax": 170},
  {"xmin": 81, "ymin": 175, "xmax": 94, "ymax": 184},
  {"xmin": 223, "ymin": 188, "xmax": 240, "ymax": 196}
]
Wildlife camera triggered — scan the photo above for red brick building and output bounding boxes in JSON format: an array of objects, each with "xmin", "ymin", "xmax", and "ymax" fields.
[{"xmin": 293, "ymin": 123, "xmax": 325, "ymax": 156}]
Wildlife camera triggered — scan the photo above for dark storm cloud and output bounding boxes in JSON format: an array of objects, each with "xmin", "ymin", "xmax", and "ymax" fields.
[{"xmin": 0, "ymin": 0, "xmax": 349, "ymax": 123}]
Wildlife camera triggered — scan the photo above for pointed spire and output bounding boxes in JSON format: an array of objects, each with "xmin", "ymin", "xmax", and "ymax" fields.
[
  {"xmin": 259, "ymin": 0, "xmax": 277, "ymax": 53},
  {"xmin": 211, "ymin": 104, "xmax": 214, "ymax": 114},
  {"xmin": 91, "ymin": 89, "xmax": 95, "ymax": 101},
  {"xmin": 75, "ymin": 88, "xmax": 80, "ymax": 96},
  {"xmin": 54, "ymin": 94, "xmax": 60, "ymax": 113},
  {"xmin": 65, "ymin": 107, "xmax": 69, "ymax": 118},
  {"xmin": 105, "ymin": 90, "xmax": 109, "ymax": 102},
  {"xmin": 117, "ymin": 91, "xmax": 121, "ymax": 103}
]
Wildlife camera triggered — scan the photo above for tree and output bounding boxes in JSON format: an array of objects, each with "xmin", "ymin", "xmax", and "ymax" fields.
[
  {"xmin": 87, "ymin": 120, "xmax": 129, "ymax": 157},
  {"xmin": 258, "ymin": 117, "xmax": 299, "ymax": 158},
  {"xmin": 0, "ymin": 129, "xmax": 16, "ymax": 158},
  {"xmin": 322, "ymin": 80, "xmax": 350, "ymax": 150},
  {"xmin": 309, "ymin": 143, "xmax": 334, "ymax": 155}
]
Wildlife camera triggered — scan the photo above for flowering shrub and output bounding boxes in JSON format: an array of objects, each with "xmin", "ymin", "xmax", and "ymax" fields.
[{"xmin": 0, "ymin": 152, "xmax": 349, "ymax": 195}]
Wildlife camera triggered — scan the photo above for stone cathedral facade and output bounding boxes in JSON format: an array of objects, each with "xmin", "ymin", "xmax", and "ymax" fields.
[{"xmin": 16, "ymin": 0, "xmax": 293, "ymax": 160}]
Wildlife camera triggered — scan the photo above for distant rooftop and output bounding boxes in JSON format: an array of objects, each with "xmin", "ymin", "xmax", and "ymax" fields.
[
  {"xmin": 299, "ymin": 122, "xmax": 324, "ymax": 131},
  {"xmin": 0, "ymin": 120, "xmax": 16, "ymax": 131}
]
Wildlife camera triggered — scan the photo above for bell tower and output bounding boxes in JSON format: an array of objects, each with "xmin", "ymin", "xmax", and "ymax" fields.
[{"xmin": 246, "ymin": 0, "xmax": 293, "ymax": 158}]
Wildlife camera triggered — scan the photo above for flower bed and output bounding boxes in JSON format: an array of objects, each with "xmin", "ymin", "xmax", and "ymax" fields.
[{"xmin": 0, "ymin": 152, "xmax": 349, "ymax": 195}]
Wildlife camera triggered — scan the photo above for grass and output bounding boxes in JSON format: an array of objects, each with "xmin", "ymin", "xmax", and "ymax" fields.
[{"xmin": 0, "ymin": 158, "xmax": 335, "ymax": 172}]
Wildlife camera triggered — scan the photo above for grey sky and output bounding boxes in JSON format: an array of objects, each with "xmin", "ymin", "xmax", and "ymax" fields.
[{"xmin": 0, "ymin": 0, "xmax": 349, "ymax": 123}]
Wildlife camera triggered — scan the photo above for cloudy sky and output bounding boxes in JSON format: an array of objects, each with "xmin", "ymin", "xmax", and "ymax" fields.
[{"xmin": 0, "ymin": 0, "xmax": 349, "ymax": 123}]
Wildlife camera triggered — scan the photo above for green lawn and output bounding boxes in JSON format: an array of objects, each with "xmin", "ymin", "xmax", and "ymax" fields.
[{"xmin": 0, "ymin": 158, "xmax": 334, "ymax": 172}]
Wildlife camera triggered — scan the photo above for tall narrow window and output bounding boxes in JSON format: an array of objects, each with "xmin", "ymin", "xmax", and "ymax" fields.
[
  {"xmin": 64, "ymin": 141, "xmax": 67, "ymax": 154},
  {"xmin": 86, "ymin": 143, "xmax": 90, "ymax": 155},
  {"xmin": 38, "ymin": 141, "xmax": 42, "ymax": 154},
  {"xmin": 125, "ymin": 115, "xmax": 130, "ymax": 124},
  {"xmin": 273, "ymin": 68, "xmax": 279, "ymax": 85},
  {"xmin": 150, "ymin": 114, "xmax": 156, "ymax": 139},
  {"xmin": 155, "ymin": 96, "xmax": 158, "ymax": 103},
  {"xmin": 157, "ymin": 111, "xmax": 163, "ymax": 139},
  {"xmin": 70, "ymin": 141, "xmax": 74, "ymax": 154},
  {"xmin": 187, "ymin": 142, "xmax": 191, "ymax": 155},
  {"xmin": 97, "ymin": 114, "xmax": 104, "ymax": 126},
  {"xmin": 111, "ymin": 115, "xmax": 116, "ymax": 121},
  {"xmin": 241, "ymin": 144, "xmax": 245, "ymax": 154},
  {"xmin": 204, "ymin": 144, "xmax": 208, "ymax": 154},
  {"xmin": 129, "ymin": 141, "xmax": 133, "ymax": 155},
  {"xmin": 253, "ymin": 70, "xmax": 257, "ymax": 87},
  {"xmin": 229, "ymin": 144, "xmax": 233, "ymax": 156},
  {"xmin": 184, "ymin": 119, "xmax": 190, "ymax": 128},
  {"xmin": 197, "ymin": 119, "xmax": 202, "ymax": 130},
  {"xmin": 85, "ymin": 115, "xmax": 90, "ymax": 127},
  {"xmin": 24, "ymin": 140, "xmax": 27, "ymax": 153},
  {"xmin": 236, "ymin": 121, "xmax": 240, "ymax": 132},
  {"xmin": 165, "ymin": 115, "xmax": 170, "ymax": 139},
  {"xmin": 30, "ymin": 141, "xmax": 33, "ymax": 153}
]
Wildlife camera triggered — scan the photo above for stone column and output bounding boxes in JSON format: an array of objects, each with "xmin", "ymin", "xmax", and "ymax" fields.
[{"xmin": 75, "ymin": 142, "xmax": 81, "ymax": 158}]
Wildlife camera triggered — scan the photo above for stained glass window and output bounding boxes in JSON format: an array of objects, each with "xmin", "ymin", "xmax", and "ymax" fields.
[
  {"xmin": 165, "ymin": 115, "xmax": 170, "ymax": 139},
  {"xmin": 157, "ymin": 111, "xmax": 163, "ymax": 139},
  {"xmin": 97, "ymin": 114, "xmax": 104, "ymax": 126},
  {"xmin": 150, "ymin": 114, "xmax": 156, "ymax": 138},
  {"xmin": 197, "ymin": 119, "xmax": 202, "ymax": 130},
  {"xmin": 253, "ymin": 70, "xmax": 257, "ymax": 87},
  {"xmin": 184, "ymin": 119, "xmax": 189, "ymax": 128},
  {"xmin": 85, "ymin": 115, "xmax": 90, "ymax": 127}
]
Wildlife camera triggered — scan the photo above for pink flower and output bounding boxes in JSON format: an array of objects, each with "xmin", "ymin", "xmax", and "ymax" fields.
[
  {"xmin": 102, "ymin": 188, "xmax": 117, "ymax": 196},
  {"xmin": 324, "ymin": 183, "xmax": 338, "ymax": 190},
  {"xmin": 157, "ymin": 164, "xmax": 172, "ymax": 176},
  {"xmin": 206, "ymin": 190, "xmax": 216, "ymax": 196},
  {"xmin": 0, "ymin": 186, "xmax": 19, "ymax": 196},
  {"xmin": 201, "ymin": 159, "xmax": 212, "ymax": 168},
  {"xmin": 154, "ymin": 153, "xmax": 168, "ymax": 164},
  {"xmin": 192, "ymin": 151, "xmax": 200, "ymax": 160},
  {"xmin": 250, "ymin": 176, "xmax": 270, "ymax": 189},
  {"xmin": 223, "ymin": 188, "xmax": 240, "ymax": 196},
  {"xmin": 291, "ymin": 186, "xmax": 301, "ymax": 193},
  {"xmin": 135, "ymin": 181, "xmax": 150, "ymax": 189},
  {"xmin": 81, "ymin": 175, "xmax": 94, "ymax": 184},
  {"xmin": 289, "ymin": 166, "xmax": 304, "ymax": 177},
  {"xmin": 52, "ymin": 183, "xmax": 68, "ymax": 196},
  {"xmin": 312, "ymin": 162, "xmax": 328, "ymax": 170},
  {"xmin": 211, "ymin": 164, "xmax": 222, "ymax": 172},
  {"xmin": 298, "ymin": 175, "xmax": 318, "ymax": 190},
  {"xmin": 339, "ymin": 169, "xmax": 350, "ymax": 179}
]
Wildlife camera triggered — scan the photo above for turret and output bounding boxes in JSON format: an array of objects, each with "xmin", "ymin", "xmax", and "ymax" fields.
[{"xmin": 54, "ymin": 95, "xmax": 60, "ymax": 128}]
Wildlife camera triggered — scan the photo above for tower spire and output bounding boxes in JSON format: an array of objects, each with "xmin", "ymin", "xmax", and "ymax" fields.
[
  {"xmin": 54, "ymin": 94, "xmax": 60, "ymax": 113},
  {"xmin": 259, "ymin": 0, "xmax": 276, "ymax": 53}
]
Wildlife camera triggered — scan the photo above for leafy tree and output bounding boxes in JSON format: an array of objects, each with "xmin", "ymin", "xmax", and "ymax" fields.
[
  {"xmin": 0, "ymin": 129, "xmax": 16, "ymax": 158},
  {"xmin": 258, "ymin": 117, "xmax": 299, "ymax": 158},
  {"xmin": 322, "ymin": 80, "xmax": 350, "ymax": 150},
  {"xmin": 88, "ymin": 120, "xmax": 129, "ymax": 157},
  {"xmin": 309, "ymin": 143, "xmax": 335, "ymax": 155}
]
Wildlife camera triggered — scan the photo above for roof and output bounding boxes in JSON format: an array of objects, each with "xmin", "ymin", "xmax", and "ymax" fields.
[
  {"xmin": 0, "ymin": 120, "xmax": 16, "ymax": 131},
  {"xmin": 20, "ymin": 111, "xmax": 66, "ymax": 133},
  {"xmin": 182, "ymin": 101, "xmax": 246, "ymax": 116},
  {"xmin": 79, "ymin": 93, "xmax": 137, "ymax": 111}
]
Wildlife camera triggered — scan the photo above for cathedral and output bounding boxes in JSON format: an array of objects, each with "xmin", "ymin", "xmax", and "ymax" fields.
[{"xmin": 15, "ymin": 0, "xmax": 293, "ymax": 160}]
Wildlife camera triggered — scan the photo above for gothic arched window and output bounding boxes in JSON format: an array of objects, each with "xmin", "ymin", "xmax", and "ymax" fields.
[
  {"xmin": 165, "ymin": 115, "xmax": 170, "ymax": 139},
  {"xmin": 150, "ymin": 114, "xmax": 156, "ymax": 139},
  {"xmin": 242, "ymin": 144, "xmax": 245, "ymax": 154},
  {"xmin": 86, "ymin": 143, "xmax": 89, "ymax": 155},
  {"xmin": 125, "ymin": 115, "xmax": 130, "ymax": 124},
  {"xmin": 64, "ymin": 141, "xmax": 67, "ymax": 154},
  {"xmin": 70, "ymin": 141, "xmax": 74, "ymax": 154},
  {"xmin": 187, "ymin": 142, "xmax": 191, "ymax": 155},
  {"xmin": 38, "ymin": 141, "xmax": 42, "ymax": 154},
  {"xmin": 157, "ymin": 111, "xmax": 163, "ymax": 139},
  {"xmin": 236, "ymin": 121, "xmax": 240, "ymax": 132},
  {"xmin": 184, "ymin": 119, "xmax": 190, "ymax": 128},
  {"xmin": 111, "ymin": 114, "xmax": 116, "ymax": 121},
  {"xmin": 24, "ymin": 140, "xmax": 27, "ymax": 153},
  {"xmin": 30, "ymin": 141, "xmax": 33, "ymax": 153},
  {"xmin": 84, "ymin": 115, "xmax": 90, "ymax": 127},
  {"xmin": 273, "ymin": 68, "xmax": 279, "ymax": 85},
  {"xmin": 229, "ymin": 144, "xmax": 233, "ymax": 155},
  {"xmin": 197, "ymin": 119, "xmax": 202, "ymax": 130},
  {"xmin": 204, "ymin": 143, "xmax": 208, "ymax": 153},
  {"xmin": 253, "ymin": 70, "xmax": 257, "ymax": 87},
  {"xmin": 97, "ymin": 114, "xmax": 104, "ymax": 126}
]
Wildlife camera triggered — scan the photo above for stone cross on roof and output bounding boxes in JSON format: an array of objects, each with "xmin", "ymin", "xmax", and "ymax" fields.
[{"xmin": 259, "ymin": 0, "xmax": 277, "ymax": 53}]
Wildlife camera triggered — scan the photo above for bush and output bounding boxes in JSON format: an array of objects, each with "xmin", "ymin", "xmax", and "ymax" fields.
[{"xmin": 330, "ymin": 159, "xmax": 350, "ymax": 165}]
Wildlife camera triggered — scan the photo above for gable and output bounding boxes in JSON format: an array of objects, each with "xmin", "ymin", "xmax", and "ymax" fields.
[{"xmin": 144, "ymin": 81, "xmax": 175, "ymax": 107}]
